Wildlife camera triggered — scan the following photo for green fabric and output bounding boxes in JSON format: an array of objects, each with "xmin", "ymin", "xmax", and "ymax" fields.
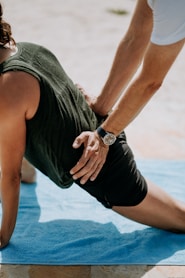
[{"xmin": 0, "ymin": 42, "xmax": 98, "ymax": 187}]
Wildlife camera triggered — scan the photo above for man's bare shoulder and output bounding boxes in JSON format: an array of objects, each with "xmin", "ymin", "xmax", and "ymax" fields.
[{"xmin": 0, "ymin": 71, "xmax": 40, "ymax": 119}]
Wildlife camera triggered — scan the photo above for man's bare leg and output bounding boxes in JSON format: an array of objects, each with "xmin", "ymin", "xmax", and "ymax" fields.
[{"xmin": 113, "ymin": 181, "xmax": 185, "ymax": 233}]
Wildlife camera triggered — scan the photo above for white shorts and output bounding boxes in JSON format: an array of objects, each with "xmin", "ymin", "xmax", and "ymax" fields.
[{"xmin": 147, "ymin": 0, "xmax": 185, "ymax": 45}]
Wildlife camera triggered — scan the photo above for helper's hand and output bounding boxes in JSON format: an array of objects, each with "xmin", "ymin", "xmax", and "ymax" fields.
[
  {"xmin": 76, "ymin": 84, "xmax": 102, "ymax": 115},
  {"xmin": 70, "ymin": 131, "xmax": 109, "ymax": 184},
  {"xmin": 75, "ymin": 84, "xmax": 95, "ymax": 108}
]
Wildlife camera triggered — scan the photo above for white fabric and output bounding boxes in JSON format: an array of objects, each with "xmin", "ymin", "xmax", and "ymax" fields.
[{"xmin": 147, "ymin": 0, "xmax": 185, "ymax": 45}]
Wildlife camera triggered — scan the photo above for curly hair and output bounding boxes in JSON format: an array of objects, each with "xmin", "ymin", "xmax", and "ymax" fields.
[{"xmin": 0, "ymin": 3, "xmax": 15, "ymax": 46}]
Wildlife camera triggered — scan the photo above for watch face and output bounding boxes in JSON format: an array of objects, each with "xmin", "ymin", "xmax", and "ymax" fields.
[{"xmin": 103, "ymin": 133, "xmax": 116, "ymax": 145}]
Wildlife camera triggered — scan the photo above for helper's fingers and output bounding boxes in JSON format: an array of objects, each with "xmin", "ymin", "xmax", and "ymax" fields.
[
  {"xmin": 70, "ymin": 143, "xmax": 98, "ymax": 175},
  {"xmin": 76, "ymin": 152, "xmax": 104, "ymax": 184},
  {"xmin": 72, "ymin": 133, "xmax": 86, "ymax": 149},
  {"xmin": 71, "ymin": 132, "xmax": 100, "ymax": 175},
  {"xmin": 89, "ymin": 158, "xmax": 106, "ymax": 182},
  {"xmin": 80, "ymin": 159, "xmax": 106, "ymax": 185},
  {"xmin": 72, "ymin": 144, "xmax": 108, "ymax": 184}
]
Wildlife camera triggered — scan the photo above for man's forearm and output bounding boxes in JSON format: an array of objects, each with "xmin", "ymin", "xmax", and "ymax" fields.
[{"xmin": 0, "ymin": 177, "xmax": 20, "ymax": 248}]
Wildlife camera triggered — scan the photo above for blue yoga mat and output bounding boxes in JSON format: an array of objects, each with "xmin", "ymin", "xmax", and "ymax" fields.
[{"xmin": 0, "ymin": 160, "xmax": 185, "ymax": 265}]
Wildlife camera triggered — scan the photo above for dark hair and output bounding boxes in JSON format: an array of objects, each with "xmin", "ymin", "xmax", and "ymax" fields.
[{"xmin": 0, "ymin": 3, "xmax": 15, "ymax": 46}]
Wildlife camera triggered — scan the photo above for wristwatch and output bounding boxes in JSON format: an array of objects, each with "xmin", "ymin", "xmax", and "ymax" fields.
[{"xmin": 96, "ymin": 126, "xmax": 116, "ymax": 145}]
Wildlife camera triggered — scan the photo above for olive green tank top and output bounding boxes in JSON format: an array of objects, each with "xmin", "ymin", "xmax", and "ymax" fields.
[{"xmin": 0, "ymin": 42, "xmax": 98, "ymax": 188}]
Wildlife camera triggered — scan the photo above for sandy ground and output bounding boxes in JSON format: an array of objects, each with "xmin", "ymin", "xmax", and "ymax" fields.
[
  {"xmin": 1, "ymin": 0, "xmax": 185, "ymax": 277},
  {"xmin": 3, "ymin": 0, "xmax": 185, "ymax": 159}
]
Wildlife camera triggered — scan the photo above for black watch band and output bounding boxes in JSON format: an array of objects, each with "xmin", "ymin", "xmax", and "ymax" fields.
[{"xmin": 96, "ymin": 126, "xmax": 116, "ymax": 145}]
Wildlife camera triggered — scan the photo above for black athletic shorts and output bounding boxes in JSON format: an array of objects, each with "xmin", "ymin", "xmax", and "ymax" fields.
[{"xmin": 76, "ymin": 131, "xmax": 148, "ymax": 208}]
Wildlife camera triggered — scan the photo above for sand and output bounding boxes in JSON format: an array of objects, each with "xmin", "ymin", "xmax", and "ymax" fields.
[
  {"xmin": 1, "ymin": 0, "xmax": 185, "ymax": 277},
  {"xmin": 3, "ymin": 0, "xmax": 185, "ymax": 160}
]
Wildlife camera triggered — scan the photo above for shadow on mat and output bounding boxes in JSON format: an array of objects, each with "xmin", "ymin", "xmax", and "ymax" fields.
[{"xmin": 1, "ymin": 181, "xmax": 185, "ymax": 267}]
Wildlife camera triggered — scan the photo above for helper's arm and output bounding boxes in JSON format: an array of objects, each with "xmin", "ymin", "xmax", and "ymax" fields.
[
  {"xmin": 70, "ymin": 0, "xmax": 185, "ymax": 184},
  {"xmin": 92, "ymin": 0, "xmax": 153, "ymax": 116},
  {"xmin": 102, "ymin": 38, "xmax": 185, "ymax": 136}
]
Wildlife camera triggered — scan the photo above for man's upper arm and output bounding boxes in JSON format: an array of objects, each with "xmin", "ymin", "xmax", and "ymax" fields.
[{"xmin": 0, "ymin": 75, "xmax": 26, "ymax": 175}]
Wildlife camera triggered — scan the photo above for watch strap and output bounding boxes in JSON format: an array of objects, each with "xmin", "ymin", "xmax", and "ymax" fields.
[{"xmin": 96, "ymin": 126, "xmax": 107, "ymax": 138}]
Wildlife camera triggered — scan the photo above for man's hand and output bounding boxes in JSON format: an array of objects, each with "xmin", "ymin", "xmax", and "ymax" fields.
[
  {"xmin": 70, "ymin": 131, "xmax": 109, "ymax": 184},
  {"xmin": 0, "ymin": 231, "xmax": 10, "ymax": 249}
]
